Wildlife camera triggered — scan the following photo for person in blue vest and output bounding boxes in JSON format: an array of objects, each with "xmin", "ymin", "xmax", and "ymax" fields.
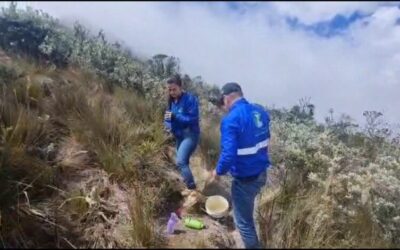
[
  {"xmin": 164, "ymin": 74, "xmax": 200, "ymax": 191},
  {"xmin": 210, "ymin": 82, "xmax": 270, "ymax": 249}
]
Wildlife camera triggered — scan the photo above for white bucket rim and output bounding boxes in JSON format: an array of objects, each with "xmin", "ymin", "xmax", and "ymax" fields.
[{"xmin": 205, "ymin": 195, "xmax": 229, "ymax": 218}]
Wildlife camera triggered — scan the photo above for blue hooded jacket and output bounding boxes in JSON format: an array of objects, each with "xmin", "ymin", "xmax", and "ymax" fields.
[
  {"xmin": 164, "ymin": 92, "xmax": 200, "ymax": 138},
  {"xmin": 216, "ymin": 98, "xmax": 271, "ymax": 178}
]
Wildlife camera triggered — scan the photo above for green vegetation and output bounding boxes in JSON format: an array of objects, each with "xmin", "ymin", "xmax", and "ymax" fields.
[{"xmin": 0, "ymin": 2, "xmax": 399, "ymax": 248}]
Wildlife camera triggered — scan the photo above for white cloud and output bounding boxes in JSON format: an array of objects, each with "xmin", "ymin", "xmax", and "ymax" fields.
[{"xmin": 8, "ymin": 2, "xmax": 400, "ymax": 126}]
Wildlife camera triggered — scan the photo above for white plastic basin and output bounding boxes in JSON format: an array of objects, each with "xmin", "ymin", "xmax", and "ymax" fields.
[{"xmin": 205, "ymin": 195, "xmax": 229, "ymax": 218}]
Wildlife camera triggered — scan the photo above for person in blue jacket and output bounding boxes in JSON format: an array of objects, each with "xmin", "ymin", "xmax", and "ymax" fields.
[
  {"xmin": 210, "ymin": 82, "xmax": 270, "ymax": 249},
  {"xmin": 164, "ymin": 74, "xmax": 200, "ymax": 191}
]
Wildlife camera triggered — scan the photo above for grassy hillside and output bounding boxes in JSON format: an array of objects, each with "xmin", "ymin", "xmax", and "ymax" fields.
[
  {"xmin": 1, "ymin": 3, "xmax": 399, "ymax": 248},
  {"xmin": 258, "ymin": 108, "xmax": 400, "ymax": 248}
]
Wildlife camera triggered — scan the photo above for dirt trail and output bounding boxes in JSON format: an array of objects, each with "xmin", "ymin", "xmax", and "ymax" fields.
[{"xmin": 160, "ymin": 153, "xmax": 245, "ymax": 248}]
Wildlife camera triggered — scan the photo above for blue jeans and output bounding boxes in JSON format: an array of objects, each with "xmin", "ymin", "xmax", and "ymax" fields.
[
  {"xmin": 175, "ymin": 132, "xmax": 199, "ymax": 189},
  {"xmin": 232, "ymin": 170, "xmax": 267, "ymax": 249}
]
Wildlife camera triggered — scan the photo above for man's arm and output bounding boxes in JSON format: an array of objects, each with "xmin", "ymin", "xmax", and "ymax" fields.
[{"xmin": 215, "ymin": 117, "xmax": 238, "ymax": 176}]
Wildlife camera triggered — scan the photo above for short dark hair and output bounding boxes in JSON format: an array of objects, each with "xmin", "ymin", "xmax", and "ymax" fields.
[{"xmin": 167, "ymin": 74, "xmax": 182, "ymax": 87}]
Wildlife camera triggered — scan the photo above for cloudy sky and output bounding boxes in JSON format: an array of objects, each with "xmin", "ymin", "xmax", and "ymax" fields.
[{"xmin": 9, "ymin": 2, "xmax": 400, "ymax": 125}]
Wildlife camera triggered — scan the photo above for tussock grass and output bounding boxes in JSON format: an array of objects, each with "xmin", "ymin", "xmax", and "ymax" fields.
[
  {"xmin": 1, "ymin": 55, "xmax": 174, "ymax": 248},
  {"xmin": 258, "ymin": 167, "xmax": 391, "ymax": 248},
  {"xmin": 128, "ymin": 184, "xmax": 164, "ymax": 248},
  {"xmin": 198, "ymin": 120, "xmax": 220, "ymax": 170}
]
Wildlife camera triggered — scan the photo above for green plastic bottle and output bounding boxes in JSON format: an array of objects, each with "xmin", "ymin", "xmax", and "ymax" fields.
[{"xmin": 183, "ymin": 217, "xmax": 205, "ymax": 230}]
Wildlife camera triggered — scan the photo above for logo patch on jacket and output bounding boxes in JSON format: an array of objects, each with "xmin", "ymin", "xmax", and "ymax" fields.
[{"xmin": 252, "ymin": 111, "xmax": 264, "ymax": 128}]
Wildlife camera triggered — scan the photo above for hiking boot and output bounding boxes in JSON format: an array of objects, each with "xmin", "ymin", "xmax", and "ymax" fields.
[
  {"xmin": 182, "ymin": 190, "xmax": 206, "ymax": 208},
  {"xmin": 182, "ymin": 191, "xmax": 200, "ymax": 208}
]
